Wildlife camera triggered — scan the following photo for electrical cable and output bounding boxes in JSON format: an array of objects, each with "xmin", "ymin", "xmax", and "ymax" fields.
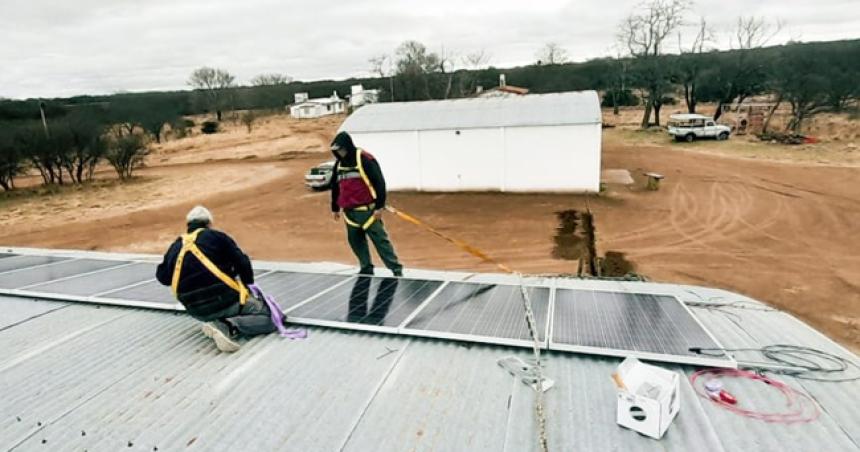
[
  {"xmin": 690, "ymin": 344, "xmax": 860, "ymax": 383},
  {"xmin": 690, "ymin": 368, "xmax": 821, "ymax": 423}
]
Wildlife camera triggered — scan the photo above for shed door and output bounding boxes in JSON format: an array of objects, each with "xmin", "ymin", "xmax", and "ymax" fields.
[{"xmin": 418, "ymin": 128, "xmax": 503, "ymax": 190}]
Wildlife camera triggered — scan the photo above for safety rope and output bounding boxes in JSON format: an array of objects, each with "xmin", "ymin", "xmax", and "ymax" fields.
[{"xmin": 387, "ymin": 205, "xmax": 549, "ymax": 451}]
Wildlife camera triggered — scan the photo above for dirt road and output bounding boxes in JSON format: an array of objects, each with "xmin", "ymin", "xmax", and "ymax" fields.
[{"xmin": 1, "ymin": 118, "xmax": 858, "ymax": 351}]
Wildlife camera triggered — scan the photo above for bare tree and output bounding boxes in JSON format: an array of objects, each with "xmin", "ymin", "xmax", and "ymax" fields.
[
  {"xmin": 712, "ymin": 15, "xmax": 783, "ymax": 119},
  {"xmin": 733, "ymin": 16, "xmax": 783, "ymax": 50},
  {"xmin": 618, "ymin": 0, "xmax": 689, "ymax": 127},
  {"xmin": 536, "ymin": 42, "xmax": 569, "ymax": 65},
  {"xmin": 436, "ymin": 46, "xmax": 458, "ymax": 99},
  {"xmin": 394, "ymin": 41, "xmax": 442, "ymax": 100},
  {"xmin": 677, "ymin": 17, "xmax": 713, "ymax": 113},
  {"xmin": 250, "ymin": 73, "xmax": 293, "ymax": 86},
  {"xmin": 462, "ymin": 50, "xmax": 491, "ymax": 69},
  {"xmin": 460, "ymin": 49, "xmax": 492, "ymax": 95},
  {"xmin": 369, "ymin": 54, "xmax": 395, "ymax": 101},
  {"xmin": 188, "ymin": 67, "xmax": 236, "ymax": 121}
]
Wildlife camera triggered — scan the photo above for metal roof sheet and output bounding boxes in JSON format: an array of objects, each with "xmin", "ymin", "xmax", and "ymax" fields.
[
  {"xmin": 0, "ymin": 252, "xmax": 858, "ymax": 451},
  {"xmin": 339, "ymin": 91, "xmax": 602, "ymax": 133}
]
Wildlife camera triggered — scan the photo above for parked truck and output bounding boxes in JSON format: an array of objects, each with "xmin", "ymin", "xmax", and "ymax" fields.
[{"xmin": 667, "ymin": 114, "xmax": 731, "ymax": 142}]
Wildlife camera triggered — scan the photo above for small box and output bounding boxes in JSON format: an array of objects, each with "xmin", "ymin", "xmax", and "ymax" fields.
[{"xmin": 613, "ymin": 357, "xmax": 680, "ymax": 440}]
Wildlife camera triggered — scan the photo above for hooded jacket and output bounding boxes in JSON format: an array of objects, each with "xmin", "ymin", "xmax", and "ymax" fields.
[
  {"xmin": 155, "ymin": 226, "xmax": 254, "ymax": 318},
  {"xmin": 329, "ymin": 131, "xmax": 387, "ymax": 212}
]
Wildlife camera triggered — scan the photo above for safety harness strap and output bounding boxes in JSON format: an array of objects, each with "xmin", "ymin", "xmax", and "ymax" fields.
[
  {"xmin": 344, "ymin": 213, "xmax": 377, "ymax": 230},
  {"xmin": 171, "ymin": 228, "xmax": 249, "ymax": 305},
  {"xmin": 355, "ymin": 149, "xmax": 377, "ymax": 200}
]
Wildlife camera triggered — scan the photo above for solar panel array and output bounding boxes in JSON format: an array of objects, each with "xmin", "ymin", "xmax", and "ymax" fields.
[{"xmin": 0, "ymin": 251, "xmax": 734, "ymax": 367}]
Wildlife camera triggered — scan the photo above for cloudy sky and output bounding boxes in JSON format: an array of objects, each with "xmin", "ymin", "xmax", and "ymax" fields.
[{"xmin": 2, "ymin": 0, "xmax": 858, "ymax": 99}]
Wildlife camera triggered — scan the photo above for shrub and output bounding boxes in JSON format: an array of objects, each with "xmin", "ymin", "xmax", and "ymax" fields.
[
  {"xmin": 201, "ymin": 121, "xmax": 219, "ymax": 134},
  {"xmin": 106, "ymin": 134, "xmax": 149, "ymax": 180}
]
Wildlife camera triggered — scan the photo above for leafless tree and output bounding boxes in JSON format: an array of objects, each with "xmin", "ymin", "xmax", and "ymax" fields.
[
  {"xmin": 369, "ymin": 54, "xmax": 395, "ymax": 101},
  {"xmin": 677, "ymin": 17, "xmax": 714, "ymax": 113},
  {"xmin": 394, "ymin": 41, "xmax": 442, "ymax": 100},
  {"xmin": 250, "ymin": 73, "xmax": 293, "ymax": 86},
  {"xmin": 536, "ymin": 42, "xmax": 569, "ymax": 65},
  {"xmin": 618, "ymin": 0, "xmax": 689, "ymax": 127},
  {"xmin": 459, "ymin": 49, "xmax": 492, "ymax": 96},
  {"xmin": 188, "ymin": 67, "xmax": 236, "ymax": 121},
  {"xmin": 436, "ymin": 46, "xmax": 458, "ymax": 99},
  {"xmin": 732, "ymin": 16, "xmax": 783, "ymax": 50},
  {"xmin": 462, "ymin": 50, "xmax": 491, "ymax": 70},
  {"xmin": 712, "ymin": 15, "xmax": 783, "ymax": 120}
]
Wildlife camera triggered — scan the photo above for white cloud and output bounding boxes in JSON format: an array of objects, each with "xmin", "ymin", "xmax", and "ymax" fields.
[{"xmin": 1, "ymin": 0, "xmax": 857, "ymax": 99}]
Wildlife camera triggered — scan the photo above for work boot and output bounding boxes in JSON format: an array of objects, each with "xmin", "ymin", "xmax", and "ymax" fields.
[
  {"xmin": 358, "ymin": 266, "xmax": 374, "ymax": 275},
  {"xmin": 201, "ymin": 321, "xmax": 240, "ymax": 353}
]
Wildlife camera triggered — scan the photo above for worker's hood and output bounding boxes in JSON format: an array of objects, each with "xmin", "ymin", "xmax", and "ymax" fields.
[{"xmin": 331, "ymin": 131, "xmax": 358, "ymax": 166}]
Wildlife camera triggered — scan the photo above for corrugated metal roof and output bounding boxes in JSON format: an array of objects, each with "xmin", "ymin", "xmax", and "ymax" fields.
[
  {"xmin": 339, "ymin": 91, "xmax": 602, "ymax": 133},
  {"xmin": 1, "ymin": 262, "xmax": 858, "ymax": 451}
]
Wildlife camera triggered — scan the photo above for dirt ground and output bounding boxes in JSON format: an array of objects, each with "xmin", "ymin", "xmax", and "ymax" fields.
[{"xmin": 1, "ymin": 112, "xmax": 858, "ymax": 352}]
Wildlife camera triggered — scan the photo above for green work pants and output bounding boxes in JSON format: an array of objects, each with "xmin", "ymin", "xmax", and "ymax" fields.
[{"xmin": 344, "ymin": 209, "xmax": 402, "ymax": 275}]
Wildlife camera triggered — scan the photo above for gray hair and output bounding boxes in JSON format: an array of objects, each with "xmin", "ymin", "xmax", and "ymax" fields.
[{"xmin": 186, "ymin": 205, "xmax": 213, "ymax": 225}]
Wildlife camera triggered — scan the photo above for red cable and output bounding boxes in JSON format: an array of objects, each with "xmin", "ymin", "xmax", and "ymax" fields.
[{"xmin": 690, "ymin": 369, "xmax": 820, "ymax": 424}]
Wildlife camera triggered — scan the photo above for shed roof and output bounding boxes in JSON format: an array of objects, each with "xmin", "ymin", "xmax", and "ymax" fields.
[
  {"xmin": 339, "ymin": 90, "xmax": 601, "ymax": 133},
  {"xmin": 0, "ymin": 249, "xmax": 858, "ymax": 451}
]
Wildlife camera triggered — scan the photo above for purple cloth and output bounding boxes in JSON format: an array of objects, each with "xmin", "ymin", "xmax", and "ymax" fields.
[{"xmin": 248, "ymin": 283, "xmax": 308, "ymax": 340}]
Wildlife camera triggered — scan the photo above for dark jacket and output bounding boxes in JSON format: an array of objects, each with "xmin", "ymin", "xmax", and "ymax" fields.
[
  {"xmin": 329, "ymin": 132, "xmax": 387, "ymax": 212},
  {"xmin": 155, "ymin": 227, "xmax": 254, "ymax": 318}
]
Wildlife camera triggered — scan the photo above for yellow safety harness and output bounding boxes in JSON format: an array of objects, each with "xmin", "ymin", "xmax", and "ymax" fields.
[
  {"xmin": 171, "ymin": 228, "xmax": 250, "ymax": 305},
  {"xmin": 340, "ymin": 149, "xmax": 378, "ymax": 231}
]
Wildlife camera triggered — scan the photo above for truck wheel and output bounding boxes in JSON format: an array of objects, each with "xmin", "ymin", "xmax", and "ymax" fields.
[
  {"xmin": 718, "ymin": 132, "xmax": 729, "ymax": 141},
  {"xmin": 684, "ymin": 134, "xmax": 695, "ymax": 143}
]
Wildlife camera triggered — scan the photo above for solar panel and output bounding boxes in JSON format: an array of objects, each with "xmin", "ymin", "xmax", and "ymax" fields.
[
  {"xmin": 0, "ymin": 259, "xmax": 125, "ymax": 289},
  {"xmin": 0, "ymin": 250, "xmax": 735, "ymax": 367},
  {"xmin": 550, "ymin": 289, "xmax": 732, "ymax": 367},
  {"xmin": 402, "ymin": 282, "xmax": 551, "ymax": 347},
  {"xmin": 0, "ymin": 255, "xmax": 70, "ymax": 274},
  {"xmin": 256, "ymin": 271, "xmax": 354, "ymax": 311},
  {"xmin": 98, "ymin": 279, "xmax": 176, "ymax": 306},
  {"xmin": 287, "ymin": 276, "xmax": 443, "ymax": 331},
  {"xmin": 23, "ymin": 262, "xmax": 156, "ymax": 297}
]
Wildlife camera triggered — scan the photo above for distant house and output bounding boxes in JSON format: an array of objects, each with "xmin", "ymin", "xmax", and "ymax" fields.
[
  {"xmin": 475, "ymin": 74, "xmax": 529, "ymax": 98},
  {"xmin": 348, "ymin": 84, "xmax": 379, "ymax": 108},
  {"xmin": 289, "ymin": 91, "xmax": 346, "ymax": 119}
]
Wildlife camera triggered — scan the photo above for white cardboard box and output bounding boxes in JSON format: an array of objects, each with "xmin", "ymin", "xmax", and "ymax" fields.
[{"xmin": 613, "ymin": 357, "xmax": 681, "ymax": 440}]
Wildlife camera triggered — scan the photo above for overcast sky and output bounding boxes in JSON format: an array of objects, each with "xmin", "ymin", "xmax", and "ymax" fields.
[{"xmin": 2, "ymin": 0, "xmax": 858, "ymax": 99}]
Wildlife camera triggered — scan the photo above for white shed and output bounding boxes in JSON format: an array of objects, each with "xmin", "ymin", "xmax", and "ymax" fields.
[{"xmin": 337, "ymin": 91, "xmax": 602, "ymax": 192}]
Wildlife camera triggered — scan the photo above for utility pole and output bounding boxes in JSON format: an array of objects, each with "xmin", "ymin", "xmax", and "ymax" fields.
[{"xmin": 38, "ymin": 101, "xmax": 50, "ymax": 138}]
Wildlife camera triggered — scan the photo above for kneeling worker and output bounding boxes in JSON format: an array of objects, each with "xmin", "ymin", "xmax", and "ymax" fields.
[
  {"xmin": 156, "ymin": 206, "xmax": 275, "ymax": 352},
  {"xmin": 329, "ymin": 131, "xmax": 403, "ymax": 277}
]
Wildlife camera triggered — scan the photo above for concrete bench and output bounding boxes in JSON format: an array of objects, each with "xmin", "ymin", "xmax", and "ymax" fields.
[{"xmin": 643, "ymin": 172, "xmax": 664, "ymax": 190}]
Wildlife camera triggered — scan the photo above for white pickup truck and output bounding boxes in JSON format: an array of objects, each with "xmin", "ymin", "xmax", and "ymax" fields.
[{"xmin": 667, "ymin": 114, "xmax": 731, "ymax": 142}]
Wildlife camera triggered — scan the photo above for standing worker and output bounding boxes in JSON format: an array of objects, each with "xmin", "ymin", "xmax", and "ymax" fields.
[
  {"xmin": 156, "ymin": 206, "xmax": 276, "ymax": 352},
  {"xmin": 329, "ymin": 131, "xmax": 403, "ymax": 277}
]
